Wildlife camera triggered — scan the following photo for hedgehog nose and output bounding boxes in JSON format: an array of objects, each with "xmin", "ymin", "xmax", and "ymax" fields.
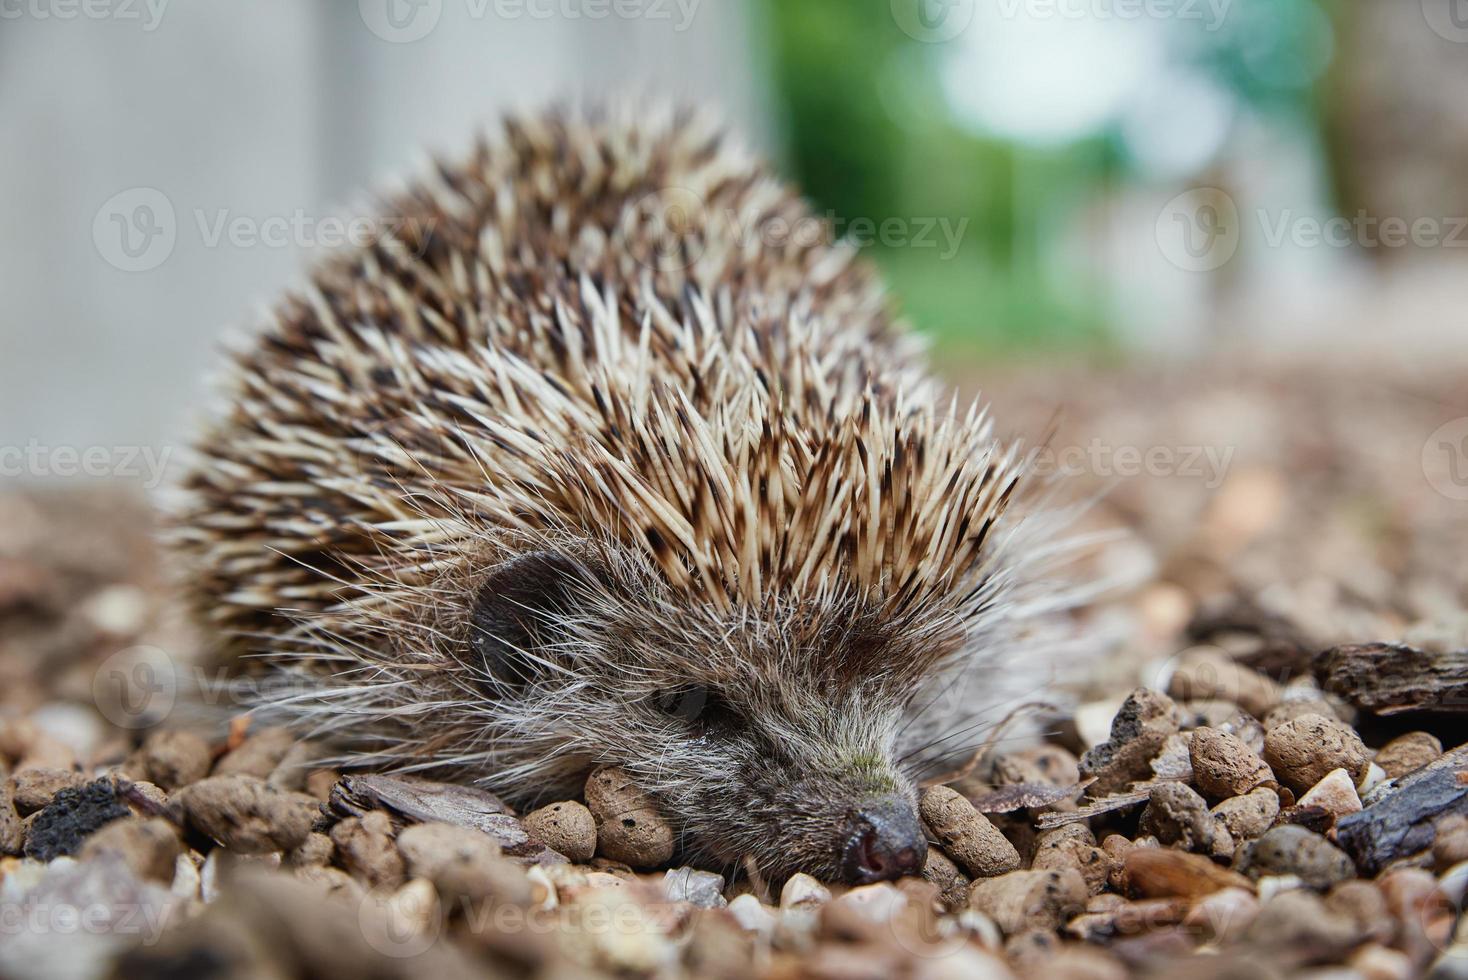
[{"xmin": 841, "ymin": 798, "xmax": 926, "ymax": 884}]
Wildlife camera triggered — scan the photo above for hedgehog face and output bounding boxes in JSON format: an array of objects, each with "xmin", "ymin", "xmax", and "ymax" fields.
[{"xmin": 462, "ymin": 548, "xmax": 930, "ymax": 883}]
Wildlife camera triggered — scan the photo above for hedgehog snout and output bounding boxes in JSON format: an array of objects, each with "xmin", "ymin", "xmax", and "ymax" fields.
[{"xmin": 839, "ymin": 797, "xmax": 926, "ymax": 884}]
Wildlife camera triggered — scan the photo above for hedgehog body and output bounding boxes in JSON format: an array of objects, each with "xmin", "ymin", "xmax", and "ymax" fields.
[{"xmin": 174, "ymin": 106, "xmax": 1069, "ymax": 882}]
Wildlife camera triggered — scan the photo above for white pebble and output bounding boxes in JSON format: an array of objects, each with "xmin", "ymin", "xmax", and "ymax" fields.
[
  {"xmin": 778, "ymin": 871, "xmax": 831, "ymax": 909},
  {"xmin": 1298, "ymin": 767, "xmax": 1363, "ymax": 818},
  {"xmin": 727, "ymin": 893, "xmax": 778, "ymax": 935}
]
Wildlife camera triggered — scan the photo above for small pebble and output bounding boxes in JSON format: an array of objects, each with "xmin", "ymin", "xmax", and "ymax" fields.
[
  {"xmin": 1211, "ymin": 786, "xmax": 1281, "ymax": 841},
  {"xmin": 170, "ymin": 851, "xmax": 201, "ymax": 900},
  {"xmin": 1263, "ymin": 698, "xmax": 1341, "ymax": 729},
  {"xmin": 920, "ymin": 785, "xmax": 1020, "ymax": 879},
  {"xmin": 1296, "ymin": 767, "xmax": 1362, "ymax": 820},
  {"xmin": 294, "ymin": 864, "xmax": 365, "ymax": 904},
  {"xmin": 992, "ymin": 745, "xmax": 1081, "ymax": 788},
  {"xmin": 1256, "ymin": 874, "xmax": 1307, "ymax": 902},
  {"xmin": 967, "ymin": 868, "xmax": 1087, "ymax": 935},
  {"xmin": 331, "ymin": 810, "xmax": 405, "ymax": 888},
  {"xmin": 304, "ymin": 768, "xmax": 339, "ymax": 802},
  {"xmin": 10, "ymin": 767, "xmax": 88, "ymax": 814},
  {"xmin": 1348, "ymin": 944, "xmax": 1414, "ymax": 980},
  {"xmin": 1138, "ymin": 782, "xmax": 1227, "ymax": 856},
  {"xmin": 1240, "ymin": 825, "xmax": 1355, "ymax": 890},
  {"xmin": 1182, "ymin": 886, "xmax": 1259, "ymax": 943},
  {"xmin": 1242, "ymin": 889, "xmax": 1358, "ymax": 958},
  {"xmin": 78, "ymin": 816, "xmax": 181, "ymax": 883},
  {"xmin": 396, "ymin": 821, "xmax": 529, "ymax": 904},
  {"xmin": 1030, "ymin": 824, "xmax": 1110, "ymax": 896},
  {"xmin": 663, "ymin": 866, "xmax": 727, "ymax": 908},
  {"xmin": 1189, "ymin": 727, "xmax": 1274, "ymax": 801},
  {"xmin": 265, "ymin": 740, "xmax": 320, "ymax": 792},
  {"xmin": 522, "ymin": 800, "xmax": 596, "ymax": 861},
  {"xmin": 921, "ymin": 844, "xmax": 971, "ymax": 911},
  {"xmin": 583, "ymin": 767, "xmax": 674, "ymax": 868},
  {"xmin": 16, "ymin": 732, "xmax": 76, "ymax": 773},
  {"xmin": 1168, "ymin": 649, "xmax": 1281, "ymax": 718},
  {"xmin": 1325, "ymin": 879, "xmax": 1394, "ymax": 945},
  {"xmin": 286, "ymin": 831, "xmax": 334, "ymax": 867},
  {"xmin": 1079, "ymin": 689, "xmax": 1179, "ymax": 796},
  {"xmin": 1262, "ymin": 713, "xmax": 1369, "ymax": 793},
  {"xmin": 780, "ymin": 872, "xmax": 832, "ymax": 909},
  {"xmin": 124, "ymin": 729, "xmax": 211, "ymax": 790},
  {"xmin": 1373, "ymin": 731, "xmax": 1442, "ymax": 779},
  {"xmin": 1377, "ymin": 868, "xmax": 1445, "ymax": 965},
  {"xmin": 1433, "ymin": 815, "xmax": 1468, "ymax": 871},
  {"xmin": 176, "ymin": 774, "xmax": 318, "ymax": 854},
  {"xmin": 727, "ymin": 893, "xmax": 778, "ymax": 936},
  {"xmin": 0, "ymin": 778, "xmax": 23, "ymax": 854},
  {"xmin": 213, "ymin": 726, "xmax": 297, "ymax": 779},
  {"xmin": 1100, "ymin": 835, "xmax": 1134, "ymax": 891}
]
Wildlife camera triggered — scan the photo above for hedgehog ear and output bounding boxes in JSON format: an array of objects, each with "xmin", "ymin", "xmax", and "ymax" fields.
[{"xmin": 468, "ymin": 551, "xmax": 589, "ymax": 690}]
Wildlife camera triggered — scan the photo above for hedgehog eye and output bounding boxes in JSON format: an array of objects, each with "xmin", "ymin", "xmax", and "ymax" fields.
[
  {"xmin": 653, "ymin": 685, "xmax": 744, "ymax": 736},
  {"xmin": 468, "ymin": 551, "xmax": 588, "ymax": 691}
]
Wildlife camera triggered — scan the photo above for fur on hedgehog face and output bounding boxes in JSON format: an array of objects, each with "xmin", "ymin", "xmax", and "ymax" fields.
[{"xmin": 453, "ymin": 547, "xmax": 941, "ymax": 883}]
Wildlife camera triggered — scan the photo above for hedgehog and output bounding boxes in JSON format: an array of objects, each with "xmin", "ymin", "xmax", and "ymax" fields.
[{"xmin": 172, "ymin": 104, "xmax": 1080, "ymax": 885}]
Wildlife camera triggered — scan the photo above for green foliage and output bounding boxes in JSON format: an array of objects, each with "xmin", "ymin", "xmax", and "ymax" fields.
[{"xmin": 761, "ymin": 0, "xmax": 1339, "ymax": 360}]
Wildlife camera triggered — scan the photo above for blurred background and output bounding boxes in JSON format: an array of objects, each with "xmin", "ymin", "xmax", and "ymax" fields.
[{"xmin": 2, "ymin": 0, "xmax": 1468, "ymax": 469}]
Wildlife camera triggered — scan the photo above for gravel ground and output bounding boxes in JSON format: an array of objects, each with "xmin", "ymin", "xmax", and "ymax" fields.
[{"xmin": 1, "ymin": 359, "xmax": 1465, "ymax": 979}]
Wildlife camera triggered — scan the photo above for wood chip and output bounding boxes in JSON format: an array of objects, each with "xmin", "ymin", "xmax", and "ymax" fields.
[
  {"xmin": 327, "ymin": 774, "xmax": 547, "ymax": 857},
  {"xmin": 1335, "ymin": 744, "xmax": 1468, "ymax": 874},
  {"xmin": 1036, "ymin": 787, "xmax": 1154, "ymax": 829},
  {"xmin": 966, "ymin": 779, "xmax": 1093, "ymax": 814},
  {"xmin": 1315, "ymin": 642, "xmax": 1468, "ymax": 715}
]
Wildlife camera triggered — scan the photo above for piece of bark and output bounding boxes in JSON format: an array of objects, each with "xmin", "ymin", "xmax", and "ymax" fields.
[
  {"xmin": 1334, "ymin": 744, "xmax": 1468, "ymax": 874},
  {"xmin": 1315, "ymin": 642, "xmax": 1468, "ymax": 715},
  {"xmin": 328, "ymin": 774, "xmax": 554, "ymax": 860},
  {"xmin": 965, "ymin": 780, "xmax": 1092, "ymax": 815},
  {"xmin": 1036, "ymin": 788, "xmax": 1154, "ymax": 829}
]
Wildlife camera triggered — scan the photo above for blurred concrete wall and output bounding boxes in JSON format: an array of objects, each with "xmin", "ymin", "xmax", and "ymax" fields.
[{"xmin": 0, "ymin": 0, "xmax": 769, "ymax": 481}]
